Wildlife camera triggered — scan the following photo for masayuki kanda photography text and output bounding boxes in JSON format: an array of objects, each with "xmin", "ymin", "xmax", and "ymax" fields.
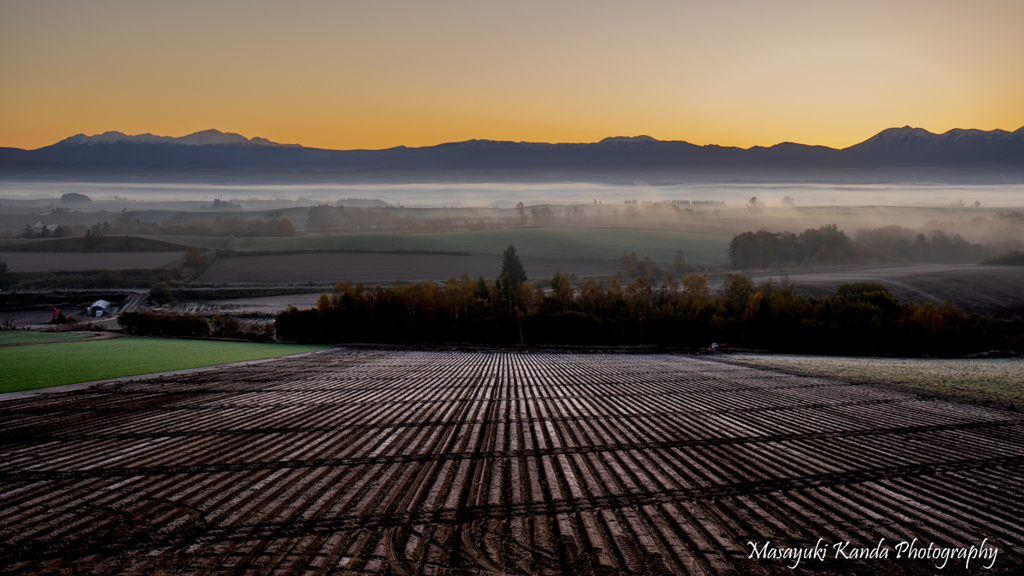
[{"xmin": 747, "ymin": 537, "xmax": 1000, "ymax": 570}]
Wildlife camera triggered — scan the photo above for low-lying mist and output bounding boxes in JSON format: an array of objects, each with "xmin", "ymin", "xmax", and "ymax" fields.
[
  {"xmin": 2, "ymin": 180, "xmax": 1022, "ymax": 210},
  {"xmin": 3, "ymin": 180, "xmax": 1024, "ymax": 249}
]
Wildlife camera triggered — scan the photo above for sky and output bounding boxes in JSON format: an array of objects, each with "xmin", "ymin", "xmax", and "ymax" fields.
[{"xmin": 1, "ymin": 0, "xmax": 1022, "ymax": 151}]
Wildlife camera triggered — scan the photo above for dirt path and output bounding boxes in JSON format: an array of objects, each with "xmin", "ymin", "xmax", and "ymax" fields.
[
  {"xmin": 0, "ymin": 331, "xmax": 120, "ymax": 348},
  {"xmin": 0, "ymin": 350, "xmax": 1021, "ymax": 574}
]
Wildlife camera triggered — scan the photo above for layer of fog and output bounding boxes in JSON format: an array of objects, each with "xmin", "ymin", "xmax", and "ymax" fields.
[
  {"xmin": 2, "ymin": 180, "xmax": 1022, "ymax": 210},
  {"xmin": 4, "ymin": 180, "xmax": 1024, "ymax": 248}
]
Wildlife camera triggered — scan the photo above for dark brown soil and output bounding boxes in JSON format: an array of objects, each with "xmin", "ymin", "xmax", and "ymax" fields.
[
  {"xmin": 0, "ymin": 350, "xmax": 1021, "ymax": 574},
  {"xmin": 0, "ymin": 251, "xmax": 183, "ymax": 272}
]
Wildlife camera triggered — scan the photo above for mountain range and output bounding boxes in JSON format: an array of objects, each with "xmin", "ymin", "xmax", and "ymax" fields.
[{"xmin": 1, "ymin": 126, "xmax": 1022, "ymax": 184}]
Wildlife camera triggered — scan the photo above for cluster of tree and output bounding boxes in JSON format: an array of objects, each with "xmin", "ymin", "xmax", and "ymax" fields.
[
  {"xmin": 618, "ymin": 202, "xmax": 694, "ymax": 220},
  {"xmin": 729, "ymin": 224, "xmax": 991, "ymax": 269},
  {"xmin": 519, "ymin": 201, "xmax": 710, "ymax": 230},
  {"xmin": 198, "ymin": 198, "xmax": 241, "ymax": 210},
  {"xmin": 305, "ymin": 200, "xmax": 722, "ymax": 235},
  {"xmin": 619, "ymin": 251, "xmax": 700, "ymax": 279},
  {"xmin": 149, "ymin": 282, "xmax": 175, "ymax": 305},
  {"xmin": 177, "ymin": 246, "xmax": 217, "ymax": 280},
  {"xmin": 276, "ymin": 267, "xmax": 1021, "ymax": 357},
  {"xmin": 729, "ymin": 224, "xmax": 852, "ymax": 269},
  {"xmin": 20, "ymin": 224, "xmax": 76, "ymax": 239},
  {"xmin": 119, "ymin": 311, "xmax": 211, "ymax": 337},
  {"xmin": 118, "ymin": 310, "xmax": 273, "ymax": 340},
  {"xmin": 112, "ymin": 215, "xmax": 296, "ymax": 237},
  {"xmin": 211, "ymin": 314, "xmax": 275, "ymax": 340},
  {"xmin": 308, "ymin": 204, "xmax": 479, "ymax": 234},
  {"xmin": 981, "ymin": 250, "xmax": 1024, "ymax": 265},
  {"xmin": 670, "ymin": 200, "xmax": 726, "ymax": 206},
  {"xmin": 307, "ymin": 205, "xmax": 394, "ymax": 231},
  {"xmin": 520, "ymin": 204, "xmax": 588, "ymax": 225},
  {"xmin": 22, "ymin": 216, "xmax": 296, "ymax": 239},
  {"xmin": 854, "ymin": 226, "xmax": 989, "ymax": 263},
  {"xmin": 60, "ymin": 192, "xmax": 91, "ymax": 204},
  {"xmin": 529, "ymin": 207, "xmax": 554, "ymax": 223},
  {"xmin": 89, "ymin": 222, "xmax": 114, "ymax": 236},
  {"xmin": 466, "ymin": 219, "xmax": 506, "ymax": 231}
]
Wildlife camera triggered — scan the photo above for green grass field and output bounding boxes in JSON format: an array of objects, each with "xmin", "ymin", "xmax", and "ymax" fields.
[
  {"xmin": 0, "ymin": 331, "xmax": 94, "ymax": 345},
  {"xmin": 723, "ymin": 354, "xmax": 1024, "ymax": 411},
  {"xmin": 231, "ymin": 227, "xmax": 732, "ymax": 265},
  {"xmin": 0, "ymin": 337, "xmax": 328, "ymax": 394}
]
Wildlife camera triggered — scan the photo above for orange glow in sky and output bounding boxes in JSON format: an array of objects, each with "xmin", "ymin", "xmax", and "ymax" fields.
[{"xmin": 1, "ymin": 0, "xmax": 1022, "ymax": 151}]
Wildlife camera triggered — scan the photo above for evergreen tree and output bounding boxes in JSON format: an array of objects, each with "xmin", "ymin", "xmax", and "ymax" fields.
[{"xmin": 499, "ymin": 244, "xmax": 528, "ymax": 289}]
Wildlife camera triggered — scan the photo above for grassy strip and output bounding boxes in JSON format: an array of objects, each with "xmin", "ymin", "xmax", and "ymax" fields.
[
  {"xmin": 0, "ymin": 337, "xmax": 327, "ymax": 393},
  {"xmin": 234, "ymin": 227, "xmax": 732, "ymax": 265},
  {"xmin": 0, "ymin": 331, "xmax": 93, "ymax": 345},
  {"xmin": 722, "ymin": 354, "xmax": 1024, "ymax": 411},
  {"xmin": 3, "ymin": 236, "xmax": 191, "ymax": 252}
]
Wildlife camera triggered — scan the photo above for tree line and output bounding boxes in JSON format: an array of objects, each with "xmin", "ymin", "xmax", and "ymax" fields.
[
  {"xmin": 307, "ymin": 205, "xmax": 463, "ymax": 233},
  {"xmin": 19, "ymin": 215, "xmax": 296, "ymax": 239},
  {"xmin": 276, "ymin": 245, "xmax": 1022, "ymax": 356},
  {"xmin": 729, "ymin": 224, "xmax": 992, "ymax": 269},
  {"xmin": 120, "ymin": 311, "xmax": 273, "ymax": 340}
]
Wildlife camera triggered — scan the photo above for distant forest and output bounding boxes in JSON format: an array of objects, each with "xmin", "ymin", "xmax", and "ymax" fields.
[
  {"xmin": 276, "ymin": 248, "xmax": 1023, "ymax": 356},
  {"xmin": 729, "ymin": 216, "xmax": 1024, "ymax": 269},
  {"xmin": 306, "ymin": 201, "xmax": 719, "ymax": 234},
  {"xmin": 307, "ymin": 204, "xmax": 470, "ymax": 233},
  {"xmin": 19, "ymin": 215, "xmax": 296, "ymax": 239}
]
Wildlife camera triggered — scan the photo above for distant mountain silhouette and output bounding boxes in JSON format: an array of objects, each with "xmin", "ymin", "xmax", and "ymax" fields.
[
  {"xmin": 53, "ymin": 129, "xmax": 302, "ymax": 147},
  {"xmin": 843, "ymin": 126, "xmax": 1024, "ymax": 166},
  {"xmin": 1, "ymin": 127, "xmax": 1021, "ymax": 184}
]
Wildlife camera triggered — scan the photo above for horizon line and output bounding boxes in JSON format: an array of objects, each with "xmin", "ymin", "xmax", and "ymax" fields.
[{"xmin": 23, "ymin": 124, "xmax": 1024, "ymax": 153}]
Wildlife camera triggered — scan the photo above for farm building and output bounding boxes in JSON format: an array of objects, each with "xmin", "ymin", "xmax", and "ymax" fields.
[{"xmin": 86, "ymin": 300, "xmax": 111, "ymax": 317}]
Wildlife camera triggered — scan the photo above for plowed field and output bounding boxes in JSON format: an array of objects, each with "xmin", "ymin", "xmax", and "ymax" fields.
[
  {"xmin": 1, "ymin": 351, "xmax": 1022, "ymax": 575},
  {"xmin": 0, "ymin": 251, "xmax": 183, "ymax": 272}
]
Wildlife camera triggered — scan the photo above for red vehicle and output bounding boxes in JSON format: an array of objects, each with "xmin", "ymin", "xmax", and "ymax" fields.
[{"xmin": 51, "ymin": 307, "xmax": 75, "ymax": 324}]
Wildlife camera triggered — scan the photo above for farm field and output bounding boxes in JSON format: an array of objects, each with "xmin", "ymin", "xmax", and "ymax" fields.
[
  {"xmin": 134, "ymin": 234, "xmax": 233, "ymax": 249},
  {"xmin": 198, "ymin": 253, "xmax": 621, "ymax": 285},
  {"xmin": 183, "ymin": 292, "xmax": 326, "ymax": 316},
  {"xmin": 0, "ymin": 337, "xmax": 327, "ymax": 393},
  {"xmin": 0, "ymin": 251, "xmax": 183, "ymax": 272},
  {"xmin": 722, "ymin": 353, "xmax": 1024, "ymax": 411},
  {"xmin": 230, "ymin": 227, "xmax": 733, "ymax": 266},
  {"xmin": 726, "ymin": 263, "xmax": 1024, "ymax": 316},
  {"xmin": 1, "ymin": 350, "xmax": 1021, "ymax": 574}
]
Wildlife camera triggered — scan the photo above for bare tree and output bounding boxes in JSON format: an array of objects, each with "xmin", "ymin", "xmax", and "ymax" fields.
[
  {"xmin": 748, "ymin": 196, "xmax": 765, "ymax": 216},
  {"xmin": 516, "ymin": 202, "xmax": 527, "ymax": 228}
]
